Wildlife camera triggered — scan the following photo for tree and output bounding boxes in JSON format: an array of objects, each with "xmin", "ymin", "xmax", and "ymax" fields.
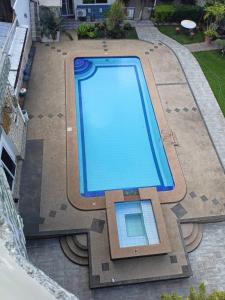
[
  {"xmin": 106, "ymin": 0, "xmax": 125, "ymax": 31},
  {"xmin": 204, "ymin": 3, "xmax": 225, "ymax": 30}
]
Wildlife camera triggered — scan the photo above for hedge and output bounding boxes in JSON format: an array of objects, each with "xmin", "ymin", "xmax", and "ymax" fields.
[{"xmin": 153, "ymin": 4, "xmax": 203, "ymax": 23}]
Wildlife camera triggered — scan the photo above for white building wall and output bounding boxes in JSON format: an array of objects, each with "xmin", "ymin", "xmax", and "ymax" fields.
[
  {"xmin": 0, "ymin": 166, "xmax": 78, "ymax": 300},
  {"xmin": 13, "ymin": 0, "xmax": 31, "ymax": 28},
  {"xmin": 39, "ymin": 0, "xmax": 62, "ymax": 6}
]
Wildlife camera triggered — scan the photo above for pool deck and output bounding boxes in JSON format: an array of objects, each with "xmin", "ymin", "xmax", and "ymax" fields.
[
  {"xmin": 66, "ymin": 51, "xmax": 186, "ymax": 210},
  {"xmin": 20, "ymin": 31, "xmax": 225, "ymax": 289}
]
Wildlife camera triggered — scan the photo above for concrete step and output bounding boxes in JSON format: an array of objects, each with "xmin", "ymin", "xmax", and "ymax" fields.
[
  {"xmin": 186, "ymin": 225, "xmax": 203, "ymax": 253},
  {"xmin": 181, "ymin": 223, "xmax": 203, "ymax": 253},
  {"xmin": 181, "ymin": 223, "xmax": 194, "ymax": 239},
  {"xmin": 73, "ymin": 233, "xmax": 88, "ymax": 250},
  {"xmin": 184, "ymin": 223, "xmax": 199, "ymax": 246},
  {"xmin": 60, "ymin": 237, "xmax": 88, "ymax": 266},
  {"xmin": 66, "ymin": 236, "xmax": 88, "ymax": 258}
]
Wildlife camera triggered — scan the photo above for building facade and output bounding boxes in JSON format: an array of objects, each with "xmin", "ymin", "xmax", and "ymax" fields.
[{"xmin": 0, "ymin": 2, "xmax": 79, "ymax": 299}]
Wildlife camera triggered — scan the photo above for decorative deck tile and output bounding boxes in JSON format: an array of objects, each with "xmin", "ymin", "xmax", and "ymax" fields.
[
  {"xmin": 212, "ymin": 198, "xmax": 219, "ymax": 205},
  {"xmin": 189, "ymin": 191, "xmax": 197, "ymax": 198},
  {"xmin": 171, "ymin": 203, "xmax": 187, "ymax": 218},
  {"xmin": 170, "ymin": 255, "xmax": 178, "ymax": 264},
  {"xmin": 91, "ymin": 218, "xmax": 105, "ymax": 233},
  {"xmin": 201, "ymin": 195, "xmax": 208, "ymax": 202},
  {"xmin": 60, "ymin": 204, "xmax": 67, "ymax": 210},
  {"xmin": 174, "ymin": 108, "xmax": 180, "ymax": 112},
  {"xmin": 57, "ymin": 113, "xmax": 63, "ymax": 118},
  {"xmin": 39, "ymin": 217, "xmax": 45, "ymax": 224},
  {"xmin": 183, "ymin": 107, "xmax": 189, "ymax": 112},
  {"xmin": 102, "ymin": 263, "xmax": 109, "ymax": 271},
  {"xmin": 49, "ymin": 210, "xmax": 56, "ymax": 218}
]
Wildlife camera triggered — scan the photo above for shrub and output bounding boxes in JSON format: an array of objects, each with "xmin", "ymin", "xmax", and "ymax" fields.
[
  {"xmin": 153, "ymin": 5, "xmax": 176, "ymax": 23},
  {"xmin": 39, "ymin": 6, "xmax": 61, "ymax": 40},
  {"xmin": 204, "ymin": 27, "xmax": 218, "ymax": 37},
  {"xmin": 174, "ymin": 5, "xmax": 203, "ymax": 22},
  {"xmin": 77, "ymin": 23, "xmax": 90, "ymax": 37},
  {"xmin": 107, "ymin": 26, "xmax": 125, "ymax": 38},
  {"xmin": 77, "ymin": 23, "xmax": 97, "ymax": 38},
  {"xmin": 161, "ymin": 282, "xmax": 225, "ymax": 300},
  {"xmin": 106, "ymin": 0, "xmax": 125, "ymax": 31},
  {"xmin": 123, "ymin": 22, "xmax": 132, "ymax": 30},
  {"xmin": 153, "ymin": 4, "xmax": 203, "ymax": 23}
]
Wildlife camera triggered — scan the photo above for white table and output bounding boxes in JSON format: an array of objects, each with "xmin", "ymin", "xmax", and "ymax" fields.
[{"xmin": 181, "ymin": 20, "xmax": 196, "ymax": 30}]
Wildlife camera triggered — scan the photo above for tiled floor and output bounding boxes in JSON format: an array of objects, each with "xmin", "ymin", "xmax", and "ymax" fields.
[
  {"xmin": 20, "ymin": 29, "xmax": 225, "ymax": 289},
  {"xmin": 27, "ymin": 221, "xmax": 225, "ymax": 300}
]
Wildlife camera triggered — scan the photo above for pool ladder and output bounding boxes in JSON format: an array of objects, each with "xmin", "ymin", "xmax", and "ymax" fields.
[{"xmin": 161, "ymin": 129, "xmax": 179, "ymax": 146}]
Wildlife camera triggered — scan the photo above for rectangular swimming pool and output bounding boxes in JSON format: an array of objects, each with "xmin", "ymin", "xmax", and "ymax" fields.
[{"xmin": 74, "ymin": 57, "xmax": 174, "ymax": 197}]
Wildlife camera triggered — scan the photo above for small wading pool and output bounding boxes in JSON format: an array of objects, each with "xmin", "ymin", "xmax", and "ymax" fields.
[
  {"xmin": 115, "ymin": 200, "xmax": 159, "ymax": 248},
  {"xmin": 74, "ymin": 56, "xmax": 174, "ymax": 197}
]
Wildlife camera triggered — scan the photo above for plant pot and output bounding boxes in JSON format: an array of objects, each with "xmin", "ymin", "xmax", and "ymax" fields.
[
  {"xmin": 205, "ymin": 36, "xmax": 213, "ymax": 44},
  {"xmin": 41, "ymin": 31, "xmax": 60, "ymax": 43}
]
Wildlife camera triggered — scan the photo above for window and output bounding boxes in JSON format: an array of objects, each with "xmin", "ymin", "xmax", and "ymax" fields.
[
  {"xmin": 83, "ymin": 0, "xmax": 107, "ymax": 3},
  {"xmin": 83, "ymin": 0, "xmax": 95, "ymax": 3},
  {"xmin": 1, "ymin": 147, "xmax": 16, "ymax": 190}
]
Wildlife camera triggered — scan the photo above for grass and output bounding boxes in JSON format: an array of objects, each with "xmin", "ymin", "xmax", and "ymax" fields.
[
  {"xmin": 124, "ymin": 28, "xmax": 138, "ymax": 39},
  {"xmin": 193, "ymin": 50, "xmax": 225, "ymax": 116},
  {"xmin": 158, "ymin": 25, "xmax": 204, "ymax": 44}
]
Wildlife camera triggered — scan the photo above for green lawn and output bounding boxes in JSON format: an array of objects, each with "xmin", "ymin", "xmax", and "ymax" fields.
[
  {"xmin": 124, "ymin": 28, "xmax": 139, "ymax": 39},
  {"xmin": 158, "ymin": 25, "xmax": 204, "ymax": 44},
  {"xmin": 193, "ymin": 51, "xmax": 225, "ymax": 116}
]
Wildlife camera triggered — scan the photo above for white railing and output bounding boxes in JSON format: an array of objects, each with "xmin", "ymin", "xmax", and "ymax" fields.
[
  {"xmin": 1, "ymin": 18, "xmax": 18, "ymax": 55},
  {"xmin": 0, "ymin": 166, "xmax": 27, "ymax": 258}
]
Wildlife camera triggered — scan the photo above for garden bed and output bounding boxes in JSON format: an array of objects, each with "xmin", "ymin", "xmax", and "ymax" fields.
[
  {"xmin": 77, "ymin": 22, "xmax": 138, "ymax": 40},
  {"xmin": 193, "ymin": 50, "xmax": 225, "ymax": 116}
]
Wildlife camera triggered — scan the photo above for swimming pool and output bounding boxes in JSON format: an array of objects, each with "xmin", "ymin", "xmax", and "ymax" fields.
[{"xmin": 74, "ymin": 57, "xmax": 174, "ymax": 197}]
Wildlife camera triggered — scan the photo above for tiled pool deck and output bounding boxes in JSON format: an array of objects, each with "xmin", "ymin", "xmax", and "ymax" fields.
[{"xmin": 20, "ymin": 25, "xmax": 225, "ymax": 292}]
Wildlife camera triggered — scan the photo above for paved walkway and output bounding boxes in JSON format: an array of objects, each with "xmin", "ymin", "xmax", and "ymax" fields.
[
  {"xmin": 185, "ymin": 41, "xmax": 221, "ymax": 53},
  {"xmin": 135, "ymin": 21, "xmax": 225, "ymax": 171},
  {"xmin": 27, "ymin": 221, "xmax": 225, "ymax": 300}
]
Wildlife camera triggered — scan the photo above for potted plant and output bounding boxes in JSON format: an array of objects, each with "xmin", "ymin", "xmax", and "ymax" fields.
[
  {"xmin": 204, "ymin": 28, "xmax": 218, "ymax": 44},
  {"xmin": 39, "ymin": 6, "xmax": 61, "ymax": 42}
]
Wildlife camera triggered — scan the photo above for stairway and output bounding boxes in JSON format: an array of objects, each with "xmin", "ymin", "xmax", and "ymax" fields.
[
  {"xmin": 60, "ymin": 233, "xmax": 89, "ymax": 266},
  {"xmin": 181, "ymin": 223, "xmax": 203, "ymax": 253}
]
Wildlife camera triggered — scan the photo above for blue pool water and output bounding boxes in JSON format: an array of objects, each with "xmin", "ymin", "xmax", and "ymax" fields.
[
  {"xmin": 74, "ymin": 57, "xmax": 174, "ymax": 197},
  {"xmin": 115, "ymin": 200, "xmax": 159, "ymax": 248}
]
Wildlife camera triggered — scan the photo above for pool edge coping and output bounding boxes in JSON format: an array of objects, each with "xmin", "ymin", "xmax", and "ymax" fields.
[{"xmin": 65, "ymin": 50, "xmax": 187, "ymax": 211}]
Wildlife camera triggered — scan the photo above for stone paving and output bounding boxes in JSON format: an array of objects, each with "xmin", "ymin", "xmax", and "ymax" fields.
[
  {"xmin": 185, "ymin": 41, "xmax": 221, "ymax": 53},
  {"xmin": 20, "ymin": 27, "xmax": 225, "ymax": 292},
  {"xmin": 27, "ymin": 221, "xmax": 225, "ymax": 300},
  {"xmin": 135, "ymin": 21, "xmax": 225, "ymax": 170}
]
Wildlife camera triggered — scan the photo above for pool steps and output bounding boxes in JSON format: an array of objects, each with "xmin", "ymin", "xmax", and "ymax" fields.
[
  {"xmin": 181, "ymin": 223, "xmax": 203, "ymax": 253},
  {"xmin": 60, "ymin": 234, "xmax": 89, "ymax": 266},
  {"xmin": 74, "ymin": 59, "xmax": 93, "ymax": 75}
]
